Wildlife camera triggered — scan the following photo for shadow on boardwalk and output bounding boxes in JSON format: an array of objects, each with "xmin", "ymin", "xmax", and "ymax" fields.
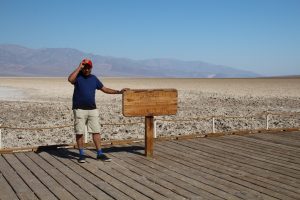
[{"xmin": 43, "ymin": 145, "xmax": 145, "ymax": 160}]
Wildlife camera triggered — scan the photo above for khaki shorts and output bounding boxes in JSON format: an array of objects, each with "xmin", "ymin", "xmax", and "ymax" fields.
[{"xmin": 73, "ymin": 109, "xmax": 101, "ymax": 134}]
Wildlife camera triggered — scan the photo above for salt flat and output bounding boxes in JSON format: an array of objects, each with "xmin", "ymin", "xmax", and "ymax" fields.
[
  {"xmin": 0, "ymin": 77, "xmax": 299, "ymax": 148},
  {"xmin": 1, "ymin": 77, "xmax": 300, "ymax": 100}
]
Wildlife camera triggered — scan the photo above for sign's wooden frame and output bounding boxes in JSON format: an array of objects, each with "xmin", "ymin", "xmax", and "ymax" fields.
[{"xmin": 122, "ymin": 89, "xmax": 178, "ymax": 157}]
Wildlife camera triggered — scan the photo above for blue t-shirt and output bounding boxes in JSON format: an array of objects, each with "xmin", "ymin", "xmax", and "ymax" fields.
[{"xmin": 72, "ymin": 73, "xmax": 103, "ymax": 110}]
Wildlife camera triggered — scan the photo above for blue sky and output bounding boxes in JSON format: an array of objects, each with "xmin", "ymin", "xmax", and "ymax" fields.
[{"xmin": 1, "ymin": 0, "xmax": 299, "ymax": 76}]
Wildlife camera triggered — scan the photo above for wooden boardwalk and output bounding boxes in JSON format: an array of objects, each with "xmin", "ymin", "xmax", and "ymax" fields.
[{"xmin": 1, "ymin": 131, "xmax": 300, "ymax": 200}]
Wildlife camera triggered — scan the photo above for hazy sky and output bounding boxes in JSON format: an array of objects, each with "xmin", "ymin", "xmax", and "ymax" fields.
[{"xmin": 1, "ymin": 0, "xmax": 299, "ymax": 76}]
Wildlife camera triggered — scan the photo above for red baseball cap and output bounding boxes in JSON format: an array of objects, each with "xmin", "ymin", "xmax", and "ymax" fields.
[{"xmin": 82, "ymin": 58, "xmax": 93, "ymax": 68}]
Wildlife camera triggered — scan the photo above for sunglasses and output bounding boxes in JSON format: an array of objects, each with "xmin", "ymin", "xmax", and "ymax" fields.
[{"xmin": 83, "ymin": 64, "xmax": 92, "ymax": 69}]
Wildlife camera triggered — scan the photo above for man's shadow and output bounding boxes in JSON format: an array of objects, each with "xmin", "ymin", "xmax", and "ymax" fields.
[{"xmin": 35, "ymin": 144, "xmax": 145, "ymax": 160}]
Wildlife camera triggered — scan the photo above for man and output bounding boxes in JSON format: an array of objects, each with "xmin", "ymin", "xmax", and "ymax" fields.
[{"xmin": 68, "ymin": 58, "xmax": 127, "ymax": 163}]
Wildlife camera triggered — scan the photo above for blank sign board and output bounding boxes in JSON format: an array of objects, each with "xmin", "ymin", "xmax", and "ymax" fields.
[{"xmin": 122, "ymin": 89, "xmax": 178, "ymax": 117}]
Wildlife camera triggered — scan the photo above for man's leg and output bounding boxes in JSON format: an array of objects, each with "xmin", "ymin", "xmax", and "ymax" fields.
[
  {"xmin": 74, "ymin": 109, "xmax": 88, "ymax": 163},
  {"xmin": 76, "ymin": 134, "xmax": 84, "ymax": 149},
  {"xmin": 92, "ymin": 133, "xmax": 111, "ymax": 161},
  {"xmin": 76, "ymin": 134, "xmax": 86, "ymax": 163},
  {"xmin": 89, "ymin": 109, "xmax": 111, "ymax": 161},
  {"xmin": 92, "ymin": 133, "xmax": 101, "ymax": 150}
]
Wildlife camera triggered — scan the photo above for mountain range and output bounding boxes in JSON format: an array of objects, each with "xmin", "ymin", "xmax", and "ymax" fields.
[{"xmin": 0, "ymin": 44, "xmax": 259, "ymax": 78}]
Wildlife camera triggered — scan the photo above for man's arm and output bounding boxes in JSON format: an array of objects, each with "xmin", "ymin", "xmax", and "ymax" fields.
[
  {"xmin": 68, "ymin": 62, "xmax": 84, "ymax": 84},
  {"xmin": 100, "ymin": 86, "xmax": 129, "ymax": 94}
]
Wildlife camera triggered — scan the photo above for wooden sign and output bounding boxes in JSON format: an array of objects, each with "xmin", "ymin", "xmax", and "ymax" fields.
[
  {"xmin": 122, "ymin": 89, "xmax": 178, "ymax": 117},
  {"xmin": 122, "ymin": 89, "xmax": 178, "ymax": 157}
]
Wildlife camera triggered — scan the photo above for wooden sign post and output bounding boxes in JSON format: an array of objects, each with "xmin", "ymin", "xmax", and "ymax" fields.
[{"xmin": 123, "ymin": 89, "xmax": 178, "ymax": 157}]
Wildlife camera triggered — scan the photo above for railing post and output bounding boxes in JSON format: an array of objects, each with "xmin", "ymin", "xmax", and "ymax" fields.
[
  {"xmin": 153, "ymin": 119, "xmax": 157, "ymax": 138},
  {"xmin": 212, "ymin": 117, "xmax": 215, "ymax": 133},
  {"xmin": 0, "ymin": 124, "xmax": 2, "ymax": 149},
  {"xmin": 266, "ymin": 114, "xmax": 270, "ymax": 130}
]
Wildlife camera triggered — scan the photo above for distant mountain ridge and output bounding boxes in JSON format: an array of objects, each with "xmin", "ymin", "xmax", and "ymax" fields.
[{"xmin": 0, "ymin": 44, "xmax": 259, "ymax": 78}]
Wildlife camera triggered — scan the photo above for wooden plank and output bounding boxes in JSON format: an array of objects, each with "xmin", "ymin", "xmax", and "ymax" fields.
[
  {"xmin": 249, "ymin": 133, "xmax": 300, "ymax": 148},
  {"xmin": 153, "ymin": 143, "xmax": 278, "ymax": 200},
  {"xmin": 226, "ymin": 135, "xmax": 300, "ymax": 159},
  {"xmin": 156, "ymin": 141, "xmax": 300, "ymax": 200},
  {"xmin": 26, "ymin": 152, "xmax": 95, "ymax": 200},
  {"xmin": 47, "ymin": 149, "xmax": 132, "ymax": 200},
  {"xmin": 259, "ymin": 133, "xmax": 300, "ymax": 147},
  {"xmin": 213, "ymin": 136, "xmax": 300, "ymax": 163},
  {"xmin": 271, "ymin": 131, "xmax": 300, "ymax": 139},
  {"xmin": 107, "ymin": 150, "xmax": 200, "ymax": 200},
  {"xmin": 122, "ymin": 89, "xmax": 177, "ymax": 117},
  {"xmin": 240, "ymin": 134, "xmax": 300, "ymax": 153},
  {"xmin": 182, "ymin": 139, "xmax": 300, "ymax": 187},
  {"xmin": 15, "ymin": 153, "xmax": 76, "ymax": 200},
  {"xmin": 116, "ymin": 146, "xmax": 237, "ymax": 200},
  {"xmin": 137, "ymin": 156, "xmax": 243, "ymax": 200},
  {"xmin": 218, "ymin": 136, "xmax": 300, "ymax": 161},
  {"xmin": 177, "ymin": 138, "xmax": 300, "ymax": 186},
  {"xmin": 109, "ymin": 145, "xmax": 221, "ymax": 200},
  {"xmin": 274, "ymin": 133, "xmax": 300, "ymax": 142},
  {"xmin": 99, "ymin": 146, "xmax": 188, "ymax": 200},
  {"xmin": 68, "ymin": 149, "xmax": 152, "ymax": 200},
  {"xmin": 2, "ymin": 132, "xmax": 299, "ymax": 200},
  {"xmin": 196, "ymin": 138, "xmax": 300, "ymax": 178},
  {"xmin": 164, "ymin": 140, "xmax": 300, "ymax": 198},
  {"xmin": 191, "ymin": 138, "xmax": 300, "ymax": 182},
  {"xmin": 166, "ymin": 139, "xmax": 300, "ymax": 195},
  {"xmin": 83, "ymin": 149, "xmax": 170, "ymax": 200},
  {"xmin": 201, "ymin": 138, "xmax": 300, "ymax": 172},
  {"xmin": 0, "ymin": 173, "xmax": 19, "ymax": 200},
  {"xmin": 38, "ymin": 151, "xmax": 114, "ymax": 200},
  {"xmin": 3, "ymin": 154, "xmax": 58, "ymax": 200},
  {"xmin": 0, "ymin": 155, "xmax": 38, "ymax": 200}
]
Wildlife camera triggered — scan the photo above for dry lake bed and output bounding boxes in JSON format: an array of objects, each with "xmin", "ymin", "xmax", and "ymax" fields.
[{"xmin": 0, "ymin": 77, "xmax": 299, "ymax": 148}]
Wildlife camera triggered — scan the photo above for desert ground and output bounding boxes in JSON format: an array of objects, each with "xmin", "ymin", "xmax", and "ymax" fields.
[{"xmin": 0, "ymin": 77, "xmax": 300, "ymax": 148}]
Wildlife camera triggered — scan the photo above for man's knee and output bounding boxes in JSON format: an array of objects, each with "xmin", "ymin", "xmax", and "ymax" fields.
[{"xmin": 76, "ymin": 134, "xmax": 84, "ymax": 139}]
